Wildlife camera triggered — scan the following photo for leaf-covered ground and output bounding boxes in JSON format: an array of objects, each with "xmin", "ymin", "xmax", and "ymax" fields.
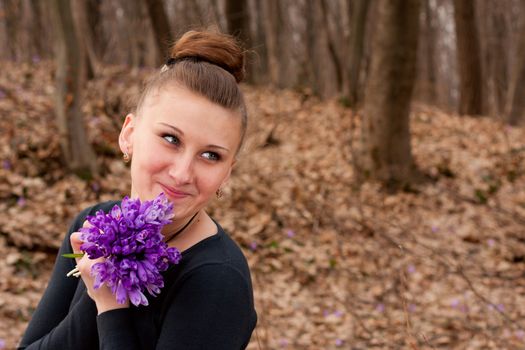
[{"xmin": 1, "ymin": 62, "xmax": 525, "ymax": 349}]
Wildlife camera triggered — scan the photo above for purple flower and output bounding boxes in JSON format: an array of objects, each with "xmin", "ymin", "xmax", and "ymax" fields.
[
  {"xmin": 79, "ymin": 193, "xmax": 181, "ymax": 306},
  {"xmin": 2, "ymin": 159, "xmax": 11, "ymax": 170},
  {"xmin": 0, "ymin": 338, "xmax": 5, "ymax": 349},
  {"xmin": 333, "ymin": 310, "xmax": 343, "ymax": 317},
  {"xmin": 335, "ymin": 339, "xmax": 343, "ymax": 346},
  {"xmin": 249, "ymin": 241, "xmax": 257, "ymax": 251},
  {"xmin": 375, "ymin": 303, "xmax": 385, "ymax": 313},
  {"xmin": 285, "ymin": 229, "xmax": 295, "ymax": 238}
]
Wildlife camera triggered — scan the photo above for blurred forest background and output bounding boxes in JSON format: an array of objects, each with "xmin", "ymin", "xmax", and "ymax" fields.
[{"xmin": 1, "ymin": 0, "xmax": 525, "ymax": 349}]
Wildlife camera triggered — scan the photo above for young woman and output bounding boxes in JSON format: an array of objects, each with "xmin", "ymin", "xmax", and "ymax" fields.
[{"xmin": 19, "ymin": 30, "xmax": 257, "ymax": 349}]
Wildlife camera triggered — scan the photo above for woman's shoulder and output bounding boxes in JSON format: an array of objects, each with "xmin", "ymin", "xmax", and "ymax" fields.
[{"xmin": 169, "ymin": 222, "xmax": 253, "ymax": 287}]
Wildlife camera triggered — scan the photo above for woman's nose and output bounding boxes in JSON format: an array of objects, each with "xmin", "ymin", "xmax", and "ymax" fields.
[{"xmin": 168, "ymin": 153, "xmax": 194, "ymax": 185}]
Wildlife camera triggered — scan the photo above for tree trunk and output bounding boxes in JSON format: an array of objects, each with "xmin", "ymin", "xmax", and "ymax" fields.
[
  {"xmin": 304, "ymin": 0, "xmax": 339, "ymax": 98},
  {"xmin": 453, "ymin": 0, "xmax": 483, "ymax": 115},
  {"xmin": 359, "ymin": 0, "xmax": 420, "ymax": 188},
  {"xmin": 261, "ymin": 0, "xmax": 283, "ymax": 87},
  {"xmin": 28, "ymin": 0, "xmax": 48, "ymax": 60},
  {"xmin": 320, "ymin": 0, "xmax": 343, "ymax": 93},
  {"xmin": 225, "ymin": 0, "xmax": 249, "ymax": 42},
  {"xmin": 4, "ymin": 0, "xmax": 20, "ymax": 60},
  {"xmin": 225, "ymin": 0, "xmax": 254, "ymax": 83},
  {"xmin": 489, "ymin": 7, "xmax": 509, "ymax": 116},
  {"xmin": 144, "ymin": 0, "xmax": 173, "ymax": 65},
  {"xmin": 73, "ymin": 0, "xmax": 101, "ymax": 78},
  {"xmin": 420, "ymin": 0, "xmax": 437, "ymax": 104},
  {"xmin": 250, "ymin": 0, "xmax": 269, "ymax": 84},
  {"xmin": 507, "ymin": 1, "xmax": 525, "ymax": 125},
  {"xmin": 50, "ymin": 0, "xmax": 98, "ymax": 178},
  {"xmin": 347, "ymin": 0, "xmax": 370, "ymax": 107}
]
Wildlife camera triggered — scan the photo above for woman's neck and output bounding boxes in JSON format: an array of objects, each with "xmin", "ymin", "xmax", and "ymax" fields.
[{"xmin": 164, "ymin": 211, "xmax": 218, "ymax": 252}]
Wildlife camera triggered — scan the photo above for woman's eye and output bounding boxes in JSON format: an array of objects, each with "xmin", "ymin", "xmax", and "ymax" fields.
[
  {"xmin": 163, "ymin": 134, "xmax": 180, "ymax": 145},
  {"xmin": 202, "ymin": 151, "xmax": 221, "ymax": 161}
]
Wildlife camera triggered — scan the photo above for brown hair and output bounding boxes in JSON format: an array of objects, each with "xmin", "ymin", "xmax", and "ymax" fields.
[{"xmin": 136, "ymin": 30, "xmax": 247, "ymax": 154}]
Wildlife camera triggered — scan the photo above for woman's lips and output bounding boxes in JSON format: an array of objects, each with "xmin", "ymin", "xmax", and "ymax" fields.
[{"xmin": 159, "ymin": 184, "xmax": 191, "ymax": 199}]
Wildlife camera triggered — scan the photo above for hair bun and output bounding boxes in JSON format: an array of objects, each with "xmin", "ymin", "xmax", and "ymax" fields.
[{"xmin": 170, "ymin": 30, "xmax": 245, "ymax": 83}]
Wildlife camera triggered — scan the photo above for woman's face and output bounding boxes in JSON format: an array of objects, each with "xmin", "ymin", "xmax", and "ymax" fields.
[{"xmin": 119, "ymin": 85, "xmax": 241, "ymax": 221}]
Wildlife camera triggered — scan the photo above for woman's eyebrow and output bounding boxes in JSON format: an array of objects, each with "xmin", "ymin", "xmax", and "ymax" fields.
[
  {"xmin": 158, "ymin": 122, "xmax": 184, "ymax": 135},
  {"xmin": 206, "ymin": 144, "xmax": 230, "ymax": 153},
  {"xmin": 158, "ymin": 122, "xmax": 230, "ymax": 153}
]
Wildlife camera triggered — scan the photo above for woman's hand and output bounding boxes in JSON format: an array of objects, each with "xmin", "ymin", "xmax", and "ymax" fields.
[{"xmin": 70, "ymin": 222, "xmax": 130, "ymax": 314}]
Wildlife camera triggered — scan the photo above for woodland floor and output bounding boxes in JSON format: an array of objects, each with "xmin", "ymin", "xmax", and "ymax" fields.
[{"xmin": 1, "ymin": 62, "xmax": 525, "ymax": 349}]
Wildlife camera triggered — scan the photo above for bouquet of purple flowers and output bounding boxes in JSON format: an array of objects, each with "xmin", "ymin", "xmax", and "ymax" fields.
[{"xmin": 67, "ymin": 193, "xmax": 181, "ymax": 306}]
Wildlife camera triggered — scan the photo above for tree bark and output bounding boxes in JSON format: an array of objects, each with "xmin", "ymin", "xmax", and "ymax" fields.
[
  {"xmin": 4, "ymin": 0, "xmax": 20, "ymax": 60},
  {"xmin": 453, "ymin": 0, "xmax": 484, "ymax": 115},
  {"xmin": 420, "ymin": 0, "xmax": 437, "ymax": 104},
  {"xmin": 347, "ymin": 0, "xmax": 370, "ymax": 107},
  {"xmin": 225, "ymin": 0, "xmax": 254, "ymax": 82},
  {"xmin": 28, "ymin": 0, "xmax": 48, "ymax": 60},
  {"xmin": 261, "ymin": 0, "xmax": 283, "ymax": 87},
  {"xmin": 144, "ymin": 0, "xmax": 173, "ymax": 65},
  {"xmin": 250, "ymin": 0, "xmax": 269, "ymax": 84},
  {"xmin": 305, "ymin": 0, "xmax": 339, "ymax": 98},
  {"xmin": 50, "ymin": 0, "xmax": 98, "ymax": 177},
  {"xmin": 73, "ymin": 0, "xmax": 101, "ymax": 78},
  {"xmin": 320, "ymin": 0, "xmax": 343, "ymax": 93},
  {"xmin": 359, "ymin": 0, "xmax": 420, "ymax": 188},
  {"xmin": 507, "ymin": 0, "xmax": 525, "ymax": 125}
]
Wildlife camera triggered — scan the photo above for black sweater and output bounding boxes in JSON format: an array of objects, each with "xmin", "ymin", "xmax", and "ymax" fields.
[{"xmin": 19, "ymin": 201, "xmax": 257, "ymax": 349}]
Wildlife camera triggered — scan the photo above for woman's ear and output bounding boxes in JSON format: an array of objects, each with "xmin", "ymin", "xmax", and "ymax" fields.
[
  {"xmin": 220, "ymin": 159, "xmax": 236, "ymax": 187},
  {"xmin": 118, "ymin": 113, "xmax": 135, "ymax": 155}
]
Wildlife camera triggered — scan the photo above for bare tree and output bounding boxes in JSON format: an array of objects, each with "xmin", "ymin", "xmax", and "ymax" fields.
[
  {"xmin": 347, "ymin": 0, "xmax": 370, "ymax": 107},
  {"xmin": 248, "ymin": 0, "xmax": 269, "ymax": 84},
  {"xmin": 453, "ymin": 0, "xmax": 483, "ymax": 115},
  {"xmin": 73, "ymin": 0, "xmax": 102, "ymax": 78},
  {"xmin": 358, "ymin": 0, "xmax": 420, "ymax": 188},
  {"xmin": 29, "ymin": 0, "xmax": 49, "ymax": 60},
  {"xmin": 507, "ymin": 0, "xmax": 525, "ymax": 125},
  {"xmin": 144, "ymin": 0, "xmax": 173, "ymax": 64},
  {"xmin": 3, "ymin": 0, "xmax": 21, "ymax": 60},
  {"xmin": 225, "ymin": 0, "xmax": 250, "ymax": 43},
  {"xmin": 50, "ymin": 0, "xmax": 98, "ymax": 177},
  {"xmin": 416, "ymin": 0, "xmax": 437, "ymax": 104},
  {"xmin": 305, "ymin": 0, "xmax": 339, "ymax": 98},
  {"xmin": 225, "ymin": 0, "xmax": 254, "ymax": 82},
  {"xmin": 261, "ymin": 0, "xmax": 289, "ymax": 88}
]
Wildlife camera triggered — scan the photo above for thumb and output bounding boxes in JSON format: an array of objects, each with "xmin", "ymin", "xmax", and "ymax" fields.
[
  {"xmin": 70, "ymin": 220, "xmax": 91, "ymax": 255},
  {"xmin": 70, "ymin": 231, "xmax": 84, "ymax": 255}
]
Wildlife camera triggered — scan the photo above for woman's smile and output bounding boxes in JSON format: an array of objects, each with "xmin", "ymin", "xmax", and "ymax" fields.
[{"xmin": 158, "ymin": 182, "xmax": 192, "ymax": 199}]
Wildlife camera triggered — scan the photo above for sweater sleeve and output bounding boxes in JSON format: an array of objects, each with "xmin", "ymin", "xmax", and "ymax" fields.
[
  {"xmin": 155, "ymin": 264, "xmax": 257, "ymax": 350},
  {"xmin": 18, "ymin": 206, "xmax": 101, "ymax": 350}
]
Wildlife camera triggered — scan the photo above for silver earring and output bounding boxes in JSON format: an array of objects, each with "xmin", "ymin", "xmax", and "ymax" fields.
[{"xmin": 123, "ymin": 152, "xmax": 130, "ymax": 163}]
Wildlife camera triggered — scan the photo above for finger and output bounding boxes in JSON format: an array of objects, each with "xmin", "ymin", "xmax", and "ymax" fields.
[
  {"xmin": 70, "ymin": 232, "xmax": 84, "ymax": 264},
  {"xmin": 71, "ymin": 220, "xmax": 92, "ymax": 254}
]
